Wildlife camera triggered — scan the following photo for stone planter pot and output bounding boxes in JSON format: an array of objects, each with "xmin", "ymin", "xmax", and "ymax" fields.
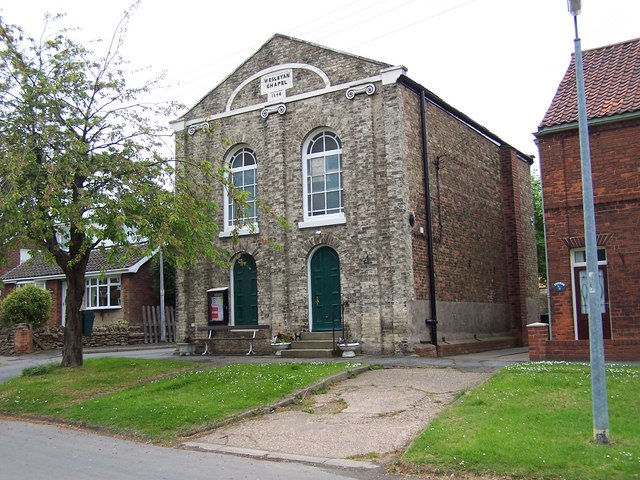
[
  {"xmin": 271, "ymin": 342, "xmax": 291, "ymax": 356},
  {"xmin": 337, "ymin": 343, "xmax": 359, "ymax": 358},
  {"xmin": 177, "ymin": 342, "xmax": 196, "ymax": 356}
]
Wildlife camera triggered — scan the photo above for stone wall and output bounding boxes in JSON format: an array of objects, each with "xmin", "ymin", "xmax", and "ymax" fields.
[
  {"xmin": 0, "ymin": 324, "xmax": 146, "ymax": 355},
  {"xmin": 175, "ymin": 52, "xmax": 413, "ymax": 355}
]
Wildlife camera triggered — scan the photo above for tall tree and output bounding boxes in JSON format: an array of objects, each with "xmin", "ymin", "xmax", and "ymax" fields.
[
  {"xmin": 0, "ymin": 11, "xmax": 231, "ymax": 367},
  {"xmin": 531, "ymin": 174, "xmax": 547, "ymax": 285}
]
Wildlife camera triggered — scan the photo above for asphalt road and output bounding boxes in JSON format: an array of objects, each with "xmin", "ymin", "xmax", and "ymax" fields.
[
  {"xmin": 0, "ymin": 347, "xmax": 179, "ymax": 383},
  {"xmin": 0, "ymin": 418, "xmax": 399, "ymax": 480}
]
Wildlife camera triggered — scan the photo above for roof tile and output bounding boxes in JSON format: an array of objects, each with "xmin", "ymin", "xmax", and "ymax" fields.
[
  {"xmin": 539, "ymin": 38, "xmax": 640, "ymax": 129},
  {"xmin": 0, "ymin": 246, "xmax": 151, "ymax": 282}
]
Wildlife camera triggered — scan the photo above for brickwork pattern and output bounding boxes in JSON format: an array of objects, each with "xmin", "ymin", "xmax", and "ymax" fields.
[
  {"xmin": 538, "ymin": 119, "xmax": 640, "ymax": 351},
  {"xmin": 528, "ymin": 322, "xmax": 640, "ymax": 361}
]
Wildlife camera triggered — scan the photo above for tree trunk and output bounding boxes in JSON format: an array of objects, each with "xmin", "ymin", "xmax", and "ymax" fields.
[{"xmin": 60, "ymin": 266, "xmax": 87, "ymax": 368}]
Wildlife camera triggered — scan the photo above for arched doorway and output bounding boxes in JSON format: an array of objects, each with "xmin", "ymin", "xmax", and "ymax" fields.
[
  {"xmin": 232, "ymin": 253, "xmax": 258, "ymax": 325},
  {"xmin": 309, "ymin": 246, "xmax": 341, "ymax": 331}
]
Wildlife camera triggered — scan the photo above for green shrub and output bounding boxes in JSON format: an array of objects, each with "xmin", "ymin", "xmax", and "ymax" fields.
[
  {"xmin": 0, "ymin": 285, "xmax": 53, "ymax": 327},
  {"xmin": 22, "ymin": 363, "xmax": 59, "ymax": 377}
]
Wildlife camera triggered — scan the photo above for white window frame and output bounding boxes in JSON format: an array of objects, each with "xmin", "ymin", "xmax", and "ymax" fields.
[
  {"xmin": 16, "ymin": 280, "xmax": 46, "ymax": 289},
  {"xmin": 85, "ymin": 275, "xmax": 122, "ymax": 310},
  {"xmin": 299, "ymin": 129, "xmax": 346, "ymax": 229},
  {"xmin": 221, "ymin": 146, "xmax": 259, "ymax": 237},
  {"xmin": 570, "ymin": 247, "xmax": 608, "ymax": 339}
]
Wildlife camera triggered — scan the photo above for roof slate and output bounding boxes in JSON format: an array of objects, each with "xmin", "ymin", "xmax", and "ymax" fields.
[
  {"xmin": 539, "ymin": 38, "xmax": 640, "ymax": 129},
  {"xmin": 0, "ymin": 247, "xmax": 151, "ymax": 282}
]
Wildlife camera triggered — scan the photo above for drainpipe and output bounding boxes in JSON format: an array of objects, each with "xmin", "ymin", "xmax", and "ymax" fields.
[{"xmin": 419, "ymin": 90, "xmax": 438, "ymax": 346}]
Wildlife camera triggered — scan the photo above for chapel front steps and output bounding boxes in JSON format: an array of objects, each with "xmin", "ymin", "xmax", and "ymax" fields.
[{"xmin": 279, "ymin": 331, "xmax": 340, "ymax": 358}]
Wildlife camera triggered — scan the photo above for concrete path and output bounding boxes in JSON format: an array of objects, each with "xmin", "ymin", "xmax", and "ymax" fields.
[{"xmin": 184, "ymin": 365, "xmax": 493, "ymax": 468}]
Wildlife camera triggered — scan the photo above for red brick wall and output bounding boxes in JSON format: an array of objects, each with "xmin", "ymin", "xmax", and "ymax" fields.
[
  {"xmin": 0, "ymin": 249, "xmax": 20, "ymax": 276},
  {"xmin": 421, "ymin": 102, "xmax": 509, "ymax": 304},
  {"xmin": 122, "ymin": 261, "xmax": 159, "ymax": 325},
  {"xmin": 538, "ymin": 118, "xmax": 640, "ymax": 349},
  {"xmin": 528, "ymin": 323, "xmax": 640, "ymax": 361},
  {"xmin": 404, "ymin": 90, "xmax": 536, "ymax": 343},
  {"xmin": 47, "ymin": 280, "xmax": 63, "ymax": 326}
]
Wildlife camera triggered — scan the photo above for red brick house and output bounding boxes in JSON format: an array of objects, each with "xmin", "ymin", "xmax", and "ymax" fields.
[
  {"xmin": 532, "ymin": 38, "xmax": 640, "ymax": 361},
  {"xmin": 0, "ymin": 247, "xmax": 158, "ymax": 328}
]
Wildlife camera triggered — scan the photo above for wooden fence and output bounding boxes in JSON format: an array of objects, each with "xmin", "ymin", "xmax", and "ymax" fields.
[{"xmin": 141, "ymin": 306, "xmax": 176, "ymax": 343}]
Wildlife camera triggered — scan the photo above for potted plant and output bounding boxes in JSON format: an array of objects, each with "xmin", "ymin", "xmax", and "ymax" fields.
[
  {"xmin": 336, "ymin": 337, "xmax": 360, "ymax": 358},
  {"xmin": 271, "ymin": 332, "xmax": 293, "ymax": 356},
  {"xmin": 176, "ymin": 336, "xmax": 196, "ymax": 356}
]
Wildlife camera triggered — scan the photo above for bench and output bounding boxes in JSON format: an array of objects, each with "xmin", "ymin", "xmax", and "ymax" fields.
[{"xmin": 197, "ymin": 324, "xmax": 271, "ymax": 355}]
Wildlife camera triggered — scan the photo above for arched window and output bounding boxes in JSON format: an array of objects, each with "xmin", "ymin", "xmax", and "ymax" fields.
[
  {"xmin": 300, "ymin": 130, "xmax": 345, "ymax": 228},
  {"xmin": 223, "ymin": 146, "xmax": 258, "ymax": 235}
]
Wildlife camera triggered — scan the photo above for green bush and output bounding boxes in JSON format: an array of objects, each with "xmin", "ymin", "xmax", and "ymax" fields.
[{"xmin": 0, "ymin": 285, "xmax": 53, "ymax": 327}]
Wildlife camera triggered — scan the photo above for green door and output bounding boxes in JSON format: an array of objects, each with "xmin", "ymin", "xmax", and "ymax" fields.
[
  {"xmin": 310, "ymin": 246, "xmax": 341, "ymax": 331},
  {"xmin": 233, "ymin": 254, "xmax": 258, "ymax": 325}
]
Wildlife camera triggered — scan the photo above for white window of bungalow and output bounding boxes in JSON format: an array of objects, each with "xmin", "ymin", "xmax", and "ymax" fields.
[{"xmin": 85, "ymin": 276, "xmax": 121, "ymax": 309}]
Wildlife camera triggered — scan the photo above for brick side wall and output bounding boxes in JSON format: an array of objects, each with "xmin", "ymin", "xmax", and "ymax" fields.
[
  {"xmin": 538, "ymin": 118, "xmax": 640, "ymax": 349},
  {"xmin": 403, "ymin": 96, "xmax": 536, "ymax": 343},
  {"xmin": 500, "ymin": 146, "xmax": 531, "ymax": 344},
  {"xmin": 426, "ymin": 105, "xmax": 509, "ymax": 306},
  {"xmin": 122, "ymin": 262, "xmax": 159, "ymax": 325}
]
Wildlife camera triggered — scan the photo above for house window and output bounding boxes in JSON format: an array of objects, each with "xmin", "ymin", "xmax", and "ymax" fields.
[
  {"xmin": 85, "ymin": 276, "xmax": 121, "ymax": 309},
  {"xmin": 299, "ymin": 130, "xmax": 346, "ymax": 228},
  {"xmin": 222, "ymin": 146, "xmax": 258, "ymax": 236},
  {"xmin": 16, "ymin": 280, "xmax": 46, "ymax": 289}
]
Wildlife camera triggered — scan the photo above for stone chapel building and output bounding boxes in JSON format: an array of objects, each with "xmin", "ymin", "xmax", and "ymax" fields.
[{"xmin": 172, "ymin": 34, "xmax": 538, "ymax": 356}]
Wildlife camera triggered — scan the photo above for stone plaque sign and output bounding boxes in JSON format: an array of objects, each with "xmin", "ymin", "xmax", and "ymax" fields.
[{"xmin": 261, "ymin": 69, "xmax": 293, "ymax": 101}]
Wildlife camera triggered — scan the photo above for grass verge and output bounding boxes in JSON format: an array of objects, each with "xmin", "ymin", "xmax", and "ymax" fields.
[
  {"xmin": 401, "ymin": 362, "xmax": 640, "ymax": 480},
  {"xmin": 0, "ymin": 358, "xmax": 354, "ymax": 444}
]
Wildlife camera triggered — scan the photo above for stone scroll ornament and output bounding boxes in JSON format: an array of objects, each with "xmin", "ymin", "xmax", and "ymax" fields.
[
  {"xmin": 187, "ymin": 121, "xmax": 210, "ymax": 135},
  {"xmin": 345, "ymin": 83, "xmax": 376, "ymax": 99},
  {"xmin": 260, "ymin": 103, "xmax": 287, "ymax": 119}
]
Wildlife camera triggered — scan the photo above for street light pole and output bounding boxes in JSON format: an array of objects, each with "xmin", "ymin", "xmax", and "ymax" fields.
[
  {"xmin": 159, "ymin": 248, "xmax": 166, "ymax": 343},
  {"xmin": 567, "ymin": 0, "xmax": 610, "ymax": 444}
]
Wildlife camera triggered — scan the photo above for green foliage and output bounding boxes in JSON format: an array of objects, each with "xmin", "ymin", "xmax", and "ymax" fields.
[
  {"xmin": 403, "ymin": 362, "xmax": 640, "ymax": 480},
  {"xmin": 0, "ymin": 358, "xmax": 355, "ymax": 443},
  {"xmin": 0, "ymin": 284, "xmax": 53, "ymax": 327},
  {"xmin": 22, "ymin": 362, "xmax": 59, "ymax": 377},
  {"xmin": 532, "ymin": 174, "xmax": 547, "ymax": 284}
]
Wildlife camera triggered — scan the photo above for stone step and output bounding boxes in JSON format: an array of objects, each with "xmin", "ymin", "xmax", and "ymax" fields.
[
  {"xmin": 280, "ymin": 348, "xmax": 336, "ymax": 359},
  {"xmin": 291, "ymin": 339, "xmax": 335, "ymax": 350},
  {"xmin": 299, "ymin": 331, "xmax": 342, "ymax": 341}
]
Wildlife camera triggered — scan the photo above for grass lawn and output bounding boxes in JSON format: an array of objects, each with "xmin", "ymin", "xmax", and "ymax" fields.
[
  {"xmin": 0, "ymin": 358, "xmax": 355, "ymax": 443},
  {"xmin": 401, "ymin": 362, "xmax": 640, "ymax": 480}
]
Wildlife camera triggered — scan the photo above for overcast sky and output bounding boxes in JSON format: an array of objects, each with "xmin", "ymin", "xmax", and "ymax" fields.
[{"xmin": 2, "ymin": 0, "xmax": 639, "ymax": 168}]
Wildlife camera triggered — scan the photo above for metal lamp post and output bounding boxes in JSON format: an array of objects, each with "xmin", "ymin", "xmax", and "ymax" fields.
[
  {"xmin": 567, "ymin": 0, "xmax": 610, "ymax": 444},
  {"xmin": 159, "ymin": 249, "xmax": 166, "ymax": 342}
]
